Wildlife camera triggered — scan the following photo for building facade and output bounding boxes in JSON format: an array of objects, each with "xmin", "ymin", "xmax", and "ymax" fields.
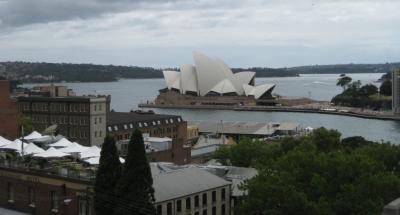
[
  {"xmin": 17, "ymin": 96, "xmax": 109, "ymax": 146},
  {"xmin": 0, "ymin": 80, "xmax": 19, "ymax": 139},
  {"xmin": 31, "ymin": 85, "xmax": 76, "ymax": 97},
  {"xmin": 107, "ymin": 111, "xmax": 191, "ymax": 164},
  {"xmin": 0, "ymin": 167, "xmax": 93, "ymax": 215},
  {"xmin": 393, "ymin": 69, "xmax": 400, "ymax": 115}
]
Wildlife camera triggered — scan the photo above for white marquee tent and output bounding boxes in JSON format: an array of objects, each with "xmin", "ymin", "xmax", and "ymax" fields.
[
  {"xmin": 80, "ymin": 146, "xmax": 101, "ymax": 159},
  {"xmin": 22, "ymin": 131, "xmax": 43, "ymax": 140},
  {"xmin": 84, "ymin": 156, "xmax": 125, "ymax": 165},
  {"xmin": 23, "ymin": 143, "xmax": 45, "ymax": 155},
  {"xmin": 60, "ymin": 142, "xmax": 89, "ymax": 154},
  {"xmin": 0, "ymin": 136, "xmax": 11, "ymax": 147},
  {"xmin": 33, "ymin": 147, "xmax": 70, "ymax": 158},
  {"xmin": 48, "ymin": 138, "xmax": 72, "ymax": 148}
]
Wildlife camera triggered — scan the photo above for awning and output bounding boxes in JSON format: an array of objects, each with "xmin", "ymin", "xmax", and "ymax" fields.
[
  {"xmin": 33, "ymin": 147, "xmax": 70, "ymax": 158},
  {"xmin": 60, "ymin": 142, "xmax": 89, "ymax": 154},
  {"xmin": 48, "ymin": 138, "xmax": 72, "ymax": 148}
]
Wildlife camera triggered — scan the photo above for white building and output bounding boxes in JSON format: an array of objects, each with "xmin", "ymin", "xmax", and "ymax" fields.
[{"xmin": 162, "ymin": 52, "xmax": 276, "ymax": 99}]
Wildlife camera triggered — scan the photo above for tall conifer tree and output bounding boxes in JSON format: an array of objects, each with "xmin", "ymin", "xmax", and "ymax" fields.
[
  {"xmin": 95, "ymin": 135, "xmax": 122, "ymax": 215},
  {"xmin": 114, "ymin": 129, "xmax": 155, "ymax": 215}
]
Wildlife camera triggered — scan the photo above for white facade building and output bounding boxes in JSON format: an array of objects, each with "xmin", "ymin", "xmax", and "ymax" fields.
[{"xmin": 163, "ymin": 52, "xmax": 276, "ymax": 99}]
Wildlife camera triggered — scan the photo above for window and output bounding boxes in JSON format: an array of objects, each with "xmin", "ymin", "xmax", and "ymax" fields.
[
  {"xmin": 221, "ymin": 188, "xmax": 226, "ymax": 201},
  {"xmin": 94, "ymin": 131, "xmax": 97, "ymax": 138},
  {"xmin": 221, "ymin": 204, "xmax": 225, "ymax": 215},
  {"xmin": 176, "ymin": 200, "xmax": 182, "ymax": 212},
  {"xmin": 203, "ymin": 209, "xmax": 207, "ymax": 215},
  {"xmin": 195, "ymin": 195, "xmax": 199, "ymax": 208},
  {"xmin": 212, "ymin": 207, "xmax": 216, "ymax": 215},
  {"xmin": 108, "ymin": 126, "xmax": 112, "ymax": 132},
  {"xmin": 51, "ymin": 191, "xmax": 59, "ymax": 211},
  {"xmin": 202, "ymin": 193, "xmax": 207, "ymax": 206},
  {"xmin": 7, "ymin": 182, "xmax": 14, "ymax": 202},
  {"xmin": 157, "ymin": 205, "xmax": 162, "ymax": 215},
  {"xmin": 186, "ymin": 197, "xmax": 191, "ymax": 210},
  {"xmin": 78, "ymin": 197, "xmax": 91, "ymax": 215},
  {"xmin": 99, "ymin": 117, "xmax": 102, "ymax": 124},
  {"xmin": 212, "ymin": 191, "xmax": 216, "ymax": 203},
  {"xmin": 152, "ymin": 121, "xmax": 156, "ymax": 126},
  {"xmin": 99, "ymin": 104, "xmax": 102, "ymax": 111},
  {"xmin": 139, "ymin": 123, "xmax": 142, "ymax": 127},
  {"xmin": 28, "ymin": 187, "xmax": 35, "ymax": 206},
  {"xmin": 178, "ymin": 118, "xmax": 181, "ymax": 122},
  {"xmin": 195, "ymin": 212, "xmax": 199, "ymax": 215},
  {"xmin": 124, "ymin": 124, "xmax": 128, "ymax": 130},
  {"xmin": 114, "ymin": 126, "xmax": 118, "ymax": 131},
  {"xmin": 129, "ymin": 124, "xmax": 133, "ymax": 129},
  {"xmin": 94, "ymin": 104, "xmax": 97, "ymax": 111},
  {"xmin": 99, "ymin": 131, "xmax": 102, "ymax": 137},
  {"xmin": 167, "ymin": 202, "xmax": 172, "ymax": 215},
  {"xmin": 157, "ymin": 120, "xmax": 161, "ymax": 125},
  {"xmin": 94, "ymin": 117, "xmax": 97, "ymax": 124}
]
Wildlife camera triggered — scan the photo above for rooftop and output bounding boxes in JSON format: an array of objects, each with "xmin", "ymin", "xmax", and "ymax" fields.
[
  {"xmin": 152, "ymin": 167, "xmax": 231, "ymax": 203},
  {"xmin": 107, "ymin": 111, "xmax": 184, "ymax": 132}
]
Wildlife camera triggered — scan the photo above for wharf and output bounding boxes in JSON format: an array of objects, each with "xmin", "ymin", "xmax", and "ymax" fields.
[{"xmin": 138, "ymin": 103, "xmax": 400, "ymax": 122}]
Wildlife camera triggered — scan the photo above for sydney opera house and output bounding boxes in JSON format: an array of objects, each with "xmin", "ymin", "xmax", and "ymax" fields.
[{"xmin": 156, "ymin": 52, "xmax": 276, "ymax": 106}]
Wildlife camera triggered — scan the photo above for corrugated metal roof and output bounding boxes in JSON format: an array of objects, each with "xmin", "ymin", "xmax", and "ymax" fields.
[{"xmin": 153, "ymin": 167, "xmax": 231, "ymax": 203}]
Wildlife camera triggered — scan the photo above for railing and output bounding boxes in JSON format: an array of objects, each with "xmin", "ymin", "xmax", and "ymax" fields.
[{"xmin": 0, "ymin": 159, "xmax": 95, "ymax": 182}]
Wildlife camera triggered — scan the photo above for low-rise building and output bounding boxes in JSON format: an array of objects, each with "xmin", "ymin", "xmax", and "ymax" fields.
[
  {"xmin": 31, "ymin": 85, "xmax": 76, "ymax": 97},
  {"xmin": 107, "ymin": 111, "xmax": 191, "ymax": 164},
  {"xmin": 17, "ymin": 96, "xmax": 110, "ymax": 146}
]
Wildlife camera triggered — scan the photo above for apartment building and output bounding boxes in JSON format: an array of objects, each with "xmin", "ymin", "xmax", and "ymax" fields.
[{"xmin": 17, "ymin": 96, "xmax": 109, "ymax": 146}]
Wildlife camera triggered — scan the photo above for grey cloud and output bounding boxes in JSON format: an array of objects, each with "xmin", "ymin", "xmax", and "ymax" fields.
[{"xmin": 0, "ymin": 0, "xmax": 180, "ymax": 27}]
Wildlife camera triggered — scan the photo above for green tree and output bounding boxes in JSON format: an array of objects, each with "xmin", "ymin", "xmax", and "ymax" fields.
[
  {"xmin": 237, "ymin": 135, "xmax": 400, "ymax": 215},
  {"xmin": 95, "ymin": 135, "xmax": 122, "ymax": 215},
  {"xmin": 380, "ymin": 80, "xmax": 392, "ymax": 96},
  {"xmin": 359, "ymin": 84, "xmax": 378, "ymax": 97},
  {"xmin": 114, "ymin": 129, "xmax": 155, "ymax": 215},
  {"xmin": 310, "ymin": 127, "xmax": 341, "ymax": 152},
  {"xmin": 18, "ymin": 114, "xmax": 33, "ymax": 134},
  {"xmin": 336, "ymin": 76, "xmax": 352, "ymax": 91}
]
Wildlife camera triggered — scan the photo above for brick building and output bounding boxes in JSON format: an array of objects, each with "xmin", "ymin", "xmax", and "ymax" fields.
[
  {"xmin": 107, "ymin": 111, "xmax": 191, "ymax": 164},
  {"xmin": 0, "ymin": 80, "xmax": 19, "ymax": 139},
  {"xmin": 0, "ymin": 166, "xmax": 93, "ymax": 215},
  {"xmin": 17, "ymin": 96, "xmax": 110, "ymax": 146}
]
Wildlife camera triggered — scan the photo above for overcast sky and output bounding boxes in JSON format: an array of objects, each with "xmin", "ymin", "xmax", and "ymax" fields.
[{"xmin": 0, "ymin": 0, "xmax": 399, "ymax": 68}]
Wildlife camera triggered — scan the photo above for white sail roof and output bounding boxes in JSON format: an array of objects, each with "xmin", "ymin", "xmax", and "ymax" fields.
[
  {"xmin": 60, "ymin": 142, "xmax": 89, "ymax": 154},
  {"xmin": 163, "ymin": 70, "xmax": 181, "ymax": 90},
  {"xmin": 23, "ymin": 131, "xmax": 42, "ymax": 140},
  {"xmin": 80, "ymin": 146, "xmax": 101, "ymax": 159},
  {"xmin": 243, "ymin": 83, "xmax": 276, "ymax": 99},
  {"xmin": 33, "ymin": 147, "xmax": 70, "ymax": 158},
  {"xmin": 180, "ymin": 64, "xmax": 198, "ymax": 94},
  {"xmin": 48, "ymin": 138, "xmax": 72, "ymax": 148},
  {"xmin": 193, "ymin": 52, "xmax": 228, "ymax": 96},
  {"xmin": 0, "ymin": 136, "xmax": 11, "ymax": 147},
  {"xmin": 209, "ymin": 79, "xmax": 237, "ymax": 95},
  {"xmin": 231, "ymin": 72, "xmax": 255, "ymax": 95},
  {"xmin": 23, "ymin": 143, "xmax": 45, "ymax": 155},
  {"xmin": 161, "ymin": 52, "xmax": 276, "ymax": 98}
]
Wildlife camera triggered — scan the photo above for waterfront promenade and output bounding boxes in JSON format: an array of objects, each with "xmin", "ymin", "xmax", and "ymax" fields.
[{"xmin": 139, "ymin": 102, "xmax": 400, "ymax": 121}]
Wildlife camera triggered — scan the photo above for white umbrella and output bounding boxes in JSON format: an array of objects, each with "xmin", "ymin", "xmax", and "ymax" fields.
[
  {"xmin": 23, "ymin": 131, "xmax": 42, "ymax": 140},
  {"xmin": 0, "ymin": 139, "xmax": 28, "ymax": 151},
  {"xmin": 0, "ymin": 136, "xmax": 11, "ymax": 147},
  {"xmin": 84, "ymin": 156, "xmax": 125, "ymax": 165},
  {"xmin": 48, "ymin": 138, "xmax": 72, "ymax": 148},
  {"xmin": 33, "ymin": 147, "xmax": 70, "ymax": 158},
  {"xmin": 23, "ymin": 143, "xmax": 45, "ymax": 155},
  {"xmin": 80, "ymin": 146, "xmax": 101, "ymax": 159},
  {"xmin": 60, "ymin": 142, "xmax": 89, "ymax": 154}
]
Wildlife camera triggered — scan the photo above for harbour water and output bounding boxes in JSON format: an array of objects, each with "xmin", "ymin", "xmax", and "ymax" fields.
[{"xmin": 22, "ymin": 73, "xmax": 400, "ymax": 143}]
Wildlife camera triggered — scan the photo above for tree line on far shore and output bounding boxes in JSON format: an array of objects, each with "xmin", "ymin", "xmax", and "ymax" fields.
[{"xmin": 1, "ymin": 61, "xmax": 399, "ymax": 83}]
